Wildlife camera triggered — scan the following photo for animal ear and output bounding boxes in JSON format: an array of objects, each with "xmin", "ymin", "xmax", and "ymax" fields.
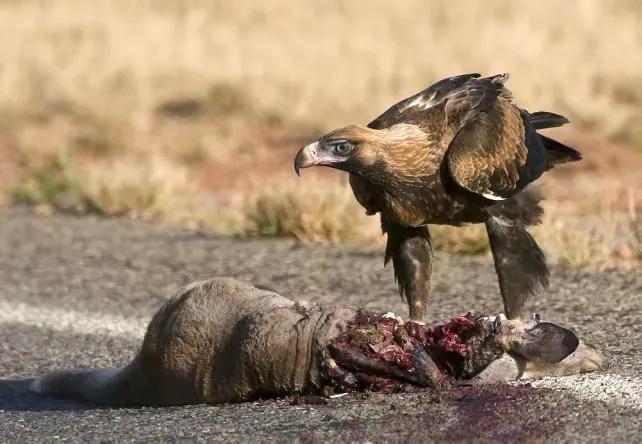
[{"xmin": 510, "ymin": 322, "xmax": 579, "ymax": 363}]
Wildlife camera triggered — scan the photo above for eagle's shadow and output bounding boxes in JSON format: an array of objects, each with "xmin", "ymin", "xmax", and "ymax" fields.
[{"xmin": 0, "ymin": 379, "xmax": 114, "ymax": 412}]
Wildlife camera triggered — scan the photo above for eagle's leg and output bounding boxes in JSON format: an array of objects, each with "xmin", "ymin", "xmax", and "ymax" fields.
[
  {"xmin": 382, "ymin": 219, "xmax": 432, "ymax": 322},
  {"xmin": 485, "ymin": 216, "xmax": 549, "ymax": 320}
]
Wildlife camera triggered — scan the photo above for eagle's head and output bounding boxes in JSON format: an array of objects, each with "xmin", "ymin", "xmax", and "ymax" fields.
[
  {"xmin": 294, "ymin": 124, "xmax": 428, "ymax": 180},
  {"xmin": 294, "ymin": 125, "xmax": 376, "ymax": 176}
]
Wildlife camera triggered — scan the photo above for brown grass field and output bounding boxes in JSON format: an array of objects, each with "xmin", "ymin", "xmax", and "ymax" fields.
[{"xmin": 0, "ymin": 0, "xmax": 640, "ymax": 268}]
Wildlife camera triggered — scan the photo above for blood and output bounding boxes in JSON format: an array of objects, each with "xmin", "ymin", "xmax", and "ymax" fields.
[
  {"xmin": 369, "ymin": 343, "xmax": 415, "ymax": 369},
  {"xmin": 424, "ymin": 314, "xmax": 477, "ymax": 357},
  {"xmin": 420, "ymin": 314, "xmax": 481, "ymax": 377},
  {"xmin": 326, "ymin": 311, "xmax": 488, "ymax": 392}
]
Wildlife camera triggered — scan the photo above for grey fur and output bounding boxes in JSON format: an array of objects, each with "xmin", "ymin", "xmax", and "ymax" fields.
[{"xmin": 33, "ymin": 279, "xmax": 356, "ymax": 406}]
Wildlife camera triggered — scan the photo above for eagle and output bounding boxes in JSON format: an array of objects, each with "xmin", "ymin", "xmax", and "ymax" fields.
[{"xmin": 294, "ymin": 73, "xmax": 581, "ymax": 323}]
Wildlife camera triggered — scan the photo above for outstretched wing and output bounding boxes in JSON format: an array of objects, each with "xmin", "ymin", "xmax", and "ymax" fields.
[
  {"xmin": 444, "ymin": 75, "xmax": 547, "ymax": 200},
  {"xmin": 367, "ymin": 73, "xmax": 482, "ymax": 130}
]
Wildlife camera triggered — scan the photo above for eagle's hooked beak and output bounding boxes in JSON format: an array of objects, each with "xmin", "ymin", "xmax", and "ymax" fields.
[
  {"xmin": 294, "ymin": 142, "xmax": 319, "ymax": 177},
  {"xmin": 294, "ymin": 141, "xmax": 346, "ymax": 176}
]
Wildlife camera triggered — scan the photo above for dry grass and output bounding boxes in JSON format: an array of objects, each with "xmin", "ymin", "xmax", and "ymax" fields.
[
  {"xmin": 245, "ymin": 179, "xmax": 381, "ymax": 244},
  {"xmin": 82, "ymin": 156, "xmax": 200, "ymax": 222},
  {"xmin": 11, "ymin": 150, "xmax": 239, "ymax": 231},
  {"xmin": 0, "ymin": 0, "xmax": 641, "ymax": 268}
]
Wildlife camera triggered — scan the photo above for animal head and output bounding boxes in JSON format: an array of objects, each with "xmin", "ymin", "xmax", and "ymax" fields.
[
  {"xmin": 294, "ymin": 124, "xmax": 429, "ymax": 181},
  {"xmin": 472, "ymin": 313, "xmax": 605, "ymax": 383},
  {"xmin": 493, "ymin": 313, "xmax": 579, "ymax": 363}
]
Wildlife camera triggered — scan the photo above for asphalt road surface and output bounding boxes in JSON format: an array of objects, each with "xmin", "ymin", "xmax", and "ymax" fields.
[{"xmin": 0, "ymin": 209, "xmax": 640, "ymax": 442}]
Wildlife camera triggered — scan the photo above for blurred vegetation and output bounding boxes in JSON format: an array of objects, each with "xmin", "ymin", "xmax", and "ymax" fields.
[
  {"xmin": 245, "ymin": 181, "xmax": 381, "ymax": 244},
  {"xmin": 0, "ymin": 0, "xmax": 640, "ymax": 268},
  {"xmin": 12, "ymin": 149, "xmax": 86, "ymax": 211}
]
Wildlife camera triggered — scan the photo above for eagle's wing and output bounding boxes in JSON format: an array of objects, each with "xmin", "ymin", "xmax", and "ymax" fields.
[
  {"xmin": 444, "ymin": 74, "xmax": 547, "ymax": 200},
  {"xmin": 368, "ymin": 73, "xmax": 546, "ymax": 200},
  {"xmin": 367, "ymin": 73, "xmax": 482, "ymax": 130}
]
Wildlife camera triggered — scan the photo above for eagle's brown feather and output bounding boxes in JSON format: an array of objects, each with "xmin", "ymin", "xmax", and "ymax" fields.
[{"xmin": 447, "ymin": 97, "xmax": 532, "ymax": 200}]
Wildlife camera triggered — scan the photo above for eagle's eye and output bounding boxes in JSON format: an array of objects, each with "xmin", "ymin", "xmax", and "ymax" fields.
[{"xmin": 330, "ymin": 140, "xmax": 354, "ymax": 156}]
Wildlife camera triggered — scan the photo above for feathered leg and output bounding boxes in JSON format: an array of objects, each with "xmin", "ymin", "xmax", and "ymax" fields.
[
  {"xmin": 485, "ymin": 187, "xmax": 549, "ymax": 320},
  {"xmin": 485, "ymin": 217, "xmax": 549, "ymax": 320},
  {"xmin": 382, "ymin": 218, "xmax": 432, "ymax": 322}
]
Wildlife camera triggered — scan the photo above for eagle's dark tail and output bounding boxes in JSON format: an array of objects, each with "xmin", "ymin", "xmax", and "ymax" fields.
[
  {"xmin": 485, "ymin": 187, "xmax": 549, "ymax": 320},
  {"xmin": 529, "ymin": 111, "xmax": 568, "ymax": 129},
  {"xmin": 541, "ymin": 135, "xmax": 582, "ymax": 167},
  {"xmin": 529, "ymin": 111, "xmax": 582, "ymax": 167}
]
